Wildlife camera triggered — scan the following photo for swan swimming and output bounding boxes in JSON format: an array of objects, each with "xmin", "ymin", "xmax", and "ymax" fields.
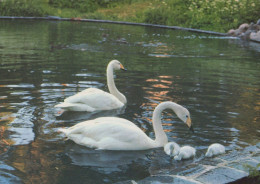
[
  {"xmin": 164, "ymin": 142, "xmax": 196, "ymax": 160},
  {"xmin": 174, "ymin": 146, "xmax": 196, "ymax": 160},
  {"xmin": 59, "ymin": 101, "xmax": 193, "ymax": 150},
  {"xmin": 205, "ymin": 143, "xmax": 225, "ymax": 157},
  {"xmin": 55, "ymin": 60, "xmax": 127, "ymax": 112}
]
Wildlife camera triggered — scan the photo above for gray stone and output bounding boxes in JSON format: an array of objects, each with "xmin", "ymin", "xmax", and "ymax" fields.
[
  {"xmin": 195, "ymin": 166, "xmax": 248, "ymax": 184},
  {"xmin": 138, "ymin": 175, "xmax": 199, "ymax": 184},
  {"xmin": 252, "ymin": 155, "xmax": 260, "ymax": 162},
  {"xmin": 218, "ymin": 149, "xmax": 247, "ymax": 161},
  {"xmin": 115, "ymin": 180, "xmax": 138, "ymax": 184},
  {"xmin": 199, "ymin": 157, "xmax": 223, "ymax": 166},
  {"xmin": 257, "ymin": 19, "xmax": 260, "ymax": 25},
  {"xmin": 176, "ymin": 164, "xmax": 206, "ymax": 177},
  {"xmin": 227, "ymin": 158, "xmax": 259, "ymax": 172}
]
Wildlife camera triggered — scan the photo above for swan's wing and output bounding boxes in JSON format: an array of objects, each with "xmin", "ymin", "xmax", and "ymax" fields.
[
  {"xmin": 60, "ymin": 118, "xmax": 152, "ymax": 150},
  {"xmin": 94, "ymin": 117, "xmax": 137, "ymax": 127},
  {"xmin": 62, "ymin": 88, "xmax": 123, "ymax": 110},
  {"xmin": 64, "ymin": 88, "xmax": 105, "ymax": 103}
]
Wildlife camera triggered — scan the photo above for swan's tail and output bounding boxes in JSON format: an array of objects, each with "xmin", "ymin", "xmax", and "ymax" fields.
[
  {"xmin": 58, "ymin": 127, "xmax": 69, "ymax": 136},
  {"xmin": 55, "ymin": 102, "xmax": 74, "ymax": 109}
]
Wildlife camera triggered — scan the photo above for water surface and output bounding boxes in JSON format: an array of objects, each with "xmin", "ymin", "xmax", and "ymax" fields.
[{"xmin": 0, "ymin": 20, "xmax": 259, "ymax": 183}]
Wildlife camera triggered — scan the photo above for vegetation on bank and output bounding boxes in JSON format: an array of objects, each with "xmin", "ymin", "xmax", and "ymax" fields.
[{"xmin": 0, "ymin": 0, "xmax": 260, "ymax": 32}]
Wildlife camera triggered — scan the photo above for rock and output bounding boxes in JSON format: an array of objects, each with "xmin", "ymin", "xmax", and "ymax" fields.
[
  {"xmin": 227, "ymin": 20, "xmax": 260, "ymax": 42},
  {"xmin": 238, "ymin": 23, "xmax": 249, "ymax": 32},
  {"xmin": 227, "ymin": 29, "xmax": 235, "ymax": 36},
  {"xmin": 250, "ymin": 31, "xmax": 260, "ymax": 42},
  {"xmin": 257, "ymin": 19, "xmax": 260, "ymax": 25},
  {"xmin": 195, "ymin": 167, "xmax": 248, "ymax": 184}
]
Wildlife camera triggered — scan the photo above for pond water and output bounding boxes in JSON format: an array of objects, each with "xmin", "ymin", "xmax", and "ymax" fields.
[{"xmin": 0, "ymin": 19, "xmax": 259, "ymax": 184}]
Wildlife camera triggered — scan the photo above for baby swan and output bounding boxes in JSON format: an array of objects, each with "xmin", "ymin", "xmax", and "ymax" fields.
[
  {"xmin": 164, "ymin": 142, "xmax": 196, "ymax": 160},
  {"xmin": 174, "ymin": 146, "xmax": 196, "ymax": 161},
  {"xmin": 164, "ymin": 142, "xmax": 180, "ymax": 157},
  {"xmin": 205, "ymin": 143, "xmax": 225, "ymax": 157}
]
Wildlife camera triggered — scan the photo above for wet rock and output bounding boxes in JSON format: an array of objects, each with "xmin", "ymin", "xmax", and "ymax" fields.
[
  {"xmin": 136, "ymin": 144, "xmax": 260, "ymax": 184},
  {"xmin": 176, "ymin": 164, "xmax": 206, "ymax": 177},
  {"xmin": 227, "ymin": 158, "xmax": 259, "ymax": 172},
  {"xmin": 250, "ymin": 31, "xmax": 260, "ymax": 42},
  {"xmin": 195, "ymin": 167, "xmax": 247, "ymax": 184},
  {"xmin": 115, "ymin": 180, "xmax": 138, "ymax": 184},
  {"xmin": 138, "ymin": 175, "xmax": 198, "ymax": 184},
  {"xmin": 199, "ymin": 157, "xmax": 223, "ymax": 166},
  {"xmin": 257, "ymin": 19, "xmax": 260, "ymax": 25}
]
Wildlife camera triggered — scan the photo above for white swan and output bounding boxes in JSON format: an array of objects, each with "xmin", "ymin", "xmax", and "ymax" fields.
[
  {"xmin": 205, "ymin": 143, "xmax": 225, "ymax": 157},
  {"xmin": 55, "ymin": 60, "xmax": 127, "ymax": 112},
  {"xmin": 59, "ymin": 101, "xmax": 193, "ymax": 150},
  {"xmin": 164, "ymin": 142, "xmax": 196, "ymax": 160}
]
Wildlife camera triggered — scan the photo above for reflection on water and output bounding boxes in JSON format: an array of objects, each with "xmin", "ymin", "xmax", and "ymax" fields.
[
  {"xmin": 65, "ymin": 144, "xmax": 150, "ymax": 171},
  {"xmin": 0, "ymin": 19, "xmax": 259, "ymax": 183}
]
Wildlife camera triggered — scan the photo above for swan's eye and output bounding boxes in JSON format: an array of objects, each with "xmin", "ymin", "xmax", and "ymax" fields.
[{"xmin": 186, "ymin": 115, "xmax": 188, "ymax": 118}]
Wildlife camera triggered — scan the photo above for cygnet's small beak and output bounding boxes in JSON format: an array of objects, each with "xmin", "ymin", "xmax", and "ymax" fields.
[
  {"xmin": 169, "ymin": 145, "xmax": 174, "ymax": 158},
  {"xmin": 120, "ymin": 64, "xmax": 127, "ymax": 71}
]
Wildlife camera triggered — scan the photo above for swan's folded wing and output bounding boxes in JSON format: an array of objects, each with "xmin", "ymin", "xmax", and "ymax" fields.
[
  {"xmin": 61, "ymin": 120, "xmax": 152, "ymax": 150},
  {"xmin": 64, "ymin": 88, "xmax": 104, "ymax": 103},
  {"xmin": 63, "ymin": 88, "xmax": 123, "ymax": 110}
]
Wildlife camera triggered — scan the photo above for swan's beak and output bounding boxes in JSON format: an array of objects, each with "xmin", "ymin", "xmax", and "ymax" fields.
[
  {"xmin": 120, "ymin": 64, "xmax": 127, "ymax": 71},
  {"xmin": 189, "ymin": 125, "xmax": 194, "ymax": 133},
  {"xmin": 186, "ymin": 117, "xmax": 194, "ymax": 133}
]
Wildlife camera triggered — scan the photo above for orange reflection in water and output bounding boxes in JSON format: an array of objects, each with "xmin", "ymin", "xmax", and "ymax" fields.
[
  {"xmin": 143, "ymin": 75, "xmax": 176, "ymax": 102},
  {"xmin": 0, "ymin": 112, "xmax": 15, "ymax": 154},
  {"xmin": 141, "ymin": 74, "xmax": 183, "ymax": 135}
]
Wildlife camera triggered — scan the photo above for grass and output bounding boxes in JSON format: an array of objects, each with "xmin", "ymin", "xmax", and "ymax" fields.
[{"xmin": 0, "ymin": 0, "xmax": 260, "ymax": 33}]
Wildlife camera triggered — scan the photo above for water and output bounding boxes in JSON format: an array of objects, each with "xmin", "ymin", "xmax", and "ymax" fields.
[{"xmin": 0, "ymin": 19, "xmax": 259, "ymax": 183}]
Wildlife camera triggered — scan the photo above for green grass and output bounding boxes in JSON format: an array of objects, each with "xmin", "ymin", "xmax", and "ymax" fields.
[{"xmin": 0, "ymin": 0, "xmax": 260, "ymax": 33}]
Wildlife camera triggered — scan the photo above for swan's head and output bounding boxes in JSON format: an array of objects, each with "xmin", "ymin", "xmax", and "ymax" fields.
[
  {"xmin": 110, "ymin": 60, "xmax": 127, "ymax": 71},
  {"xmin": 175, "ymin": 105, "xmax": 194, "ymax": 133}
]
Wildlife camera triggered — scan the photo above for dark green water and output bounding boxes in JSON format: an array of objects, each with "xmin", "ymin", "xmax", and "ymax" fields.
[{"xmin": 0, "ymin": 20, "xmax": 259, "ymax": 183}]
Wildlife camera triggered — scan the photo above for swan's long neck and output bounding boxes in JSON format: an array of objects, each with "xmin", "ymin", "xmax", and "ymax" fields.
[
  {"xmin": 152, "ymin": 102, "xmax": 181, "ymax": 147},
  {"xmin": 107, "ymin": 64, "xmax": 126, "ymax": 104}
]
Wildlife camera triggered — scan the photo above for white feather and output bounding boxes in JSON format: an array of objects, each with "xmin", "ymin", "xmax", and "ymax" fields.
[
  {"xmin": 205, "ymin": 143, "xmax": 225, "ymax": 157},
  {"xmin": 164, "ymin": 142, "xmax": 180, "ymax": 156},
  {"xmin": 174, "ymin": 146, "xmax": 196, "ymax": 160}
]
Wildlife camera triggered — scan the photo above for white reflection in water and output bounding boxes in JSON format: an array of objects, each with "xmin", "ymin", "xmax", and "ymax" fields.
[
  {"xmin": 65, "ymin": 144, "xmax": 150, "ymax": 173},
  {"xmin": 9, "ymin": 107, "xmax": 35, "ymax": 145}
]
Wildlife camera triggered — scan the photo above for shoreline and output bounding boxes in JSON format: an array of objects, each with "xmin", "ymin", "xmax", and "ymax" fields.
[{"xmin": 0, "ymin": 16, "xmax": 227, "ymax": 36}]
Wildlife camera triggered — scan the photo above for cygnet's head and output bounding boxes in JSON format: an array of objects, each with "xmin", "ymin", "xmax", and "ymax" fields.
[
  {"xmin": 110, "ymin": 60, "xmax": 127, "ymax": 71},
  {"xmin": 164, "ymin": 142, "xmax": 180, "ymax": 157},
  {"xmin": 169, "ymin": 144, "xmax": 180, "ymax": 157}
]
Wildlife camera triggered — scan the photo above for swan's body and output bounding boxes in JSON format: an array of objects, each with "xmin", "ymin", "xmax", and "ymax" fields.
[
  {"xmin": 205, "ymin": 143, "xmax": 225, "ymax": 157},
  {"xmin": 55, "ymin": 60, "xmax": 127, "ymax": 112},
  {"xmin": 164, "ymin": 142, "xmax": 196, "ymax": 160},
  {"xmin": 174, "ymin": 146, "xmax": 196, "ymax": 160},
  {"xmin": 59, "ymin": 101, "xmax": 192, "ymax": 150}
]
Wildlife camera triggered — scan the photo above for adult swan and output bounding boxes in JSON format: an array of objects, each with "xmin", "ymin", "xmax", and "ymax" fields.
[
  {"xmin": 55, "ymin": 60, "xmax": 127, "ymax": 112},
  {"xmin": 59, "ymin": 101, "xmax": 193, "ymax": 150}
]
